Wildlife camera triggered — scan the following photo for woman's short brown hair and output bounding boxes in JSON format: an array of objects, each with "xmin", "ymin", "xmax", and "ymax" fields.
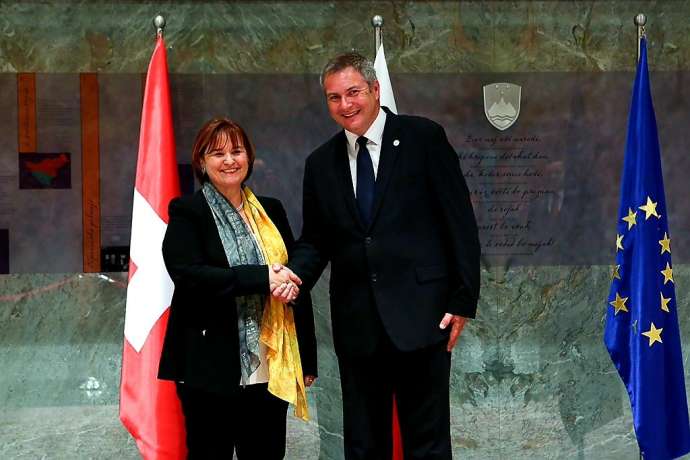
[{"xmin": 191, "ymin": 117, "xmax": 256, "ymax": 184}]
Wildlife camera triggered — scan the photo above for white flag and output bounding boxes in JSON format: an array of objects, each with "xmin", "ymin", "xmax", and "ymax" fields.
[{"xmin": 374, "ymin": 44, "xmax": 397, "ymax": 114}]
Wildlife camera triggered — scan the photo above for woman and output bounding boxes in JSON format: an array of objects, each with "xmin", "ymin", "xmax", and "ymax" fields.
[{"xmin": 158, "ymin": 117, "xmax": 317, "ymax": 459}]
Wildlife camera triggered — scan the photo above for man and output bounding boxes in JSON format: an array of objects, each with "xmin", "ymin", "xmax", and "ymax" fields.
[{"xmin": 277, "ymin": 52, "xmax": 480, "ymax": 459}]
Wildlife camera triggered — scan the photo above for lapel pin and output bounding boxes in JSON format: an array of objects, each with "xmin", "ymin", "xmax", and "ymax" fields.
[{"xmin": 393, "ymin": 139, "xmax": 400, "ymax": 146}]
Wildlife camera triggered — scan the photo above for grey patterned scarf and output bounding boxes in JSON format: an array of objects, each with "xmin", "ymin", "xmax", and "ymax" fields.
[{"xmin": 202, "ymin": 182, "xmax": 265, "ymax": 384}]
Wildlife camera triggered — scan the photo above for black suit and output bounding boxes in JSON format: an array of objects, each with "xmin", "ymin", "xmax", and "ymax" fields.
[
  {"xmin": 158, "ymin": 190, "xmax": 317, "ymax": 458},
  {"xmin": 290, "ymin": 108, "xmax": 480, "ymax": 459}
]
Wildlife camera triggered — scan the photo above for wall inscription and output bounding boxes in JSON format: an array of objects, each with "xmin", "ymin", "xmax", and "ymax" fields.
[{"xmin": 461, "ymin": 133, "xmax": 562, "ymax": 266}]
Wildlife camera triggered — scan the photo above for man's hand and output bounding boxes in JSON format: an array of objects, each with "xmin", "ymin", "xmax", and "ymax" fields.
[
  {"xmin": 269, "ymin": 264, "xmax": 302, "ymax": 303},
  {"xmin": 439, "ymin": 314, "xmax": 467, "ymax": 352}
]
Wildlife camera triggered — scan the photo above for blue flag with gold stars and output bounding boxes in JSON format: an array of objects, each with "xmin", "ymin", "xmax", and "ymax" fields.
[{"xmin": 604, "ymin": 37, "xmax": 690, "ymax": 459}]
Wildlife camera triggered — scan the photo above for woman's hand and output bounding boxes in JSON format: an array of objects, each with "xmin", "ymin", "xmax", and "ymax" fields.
[{"xmin": 268, "ymin": 264, "xmax": 302, "ymax": 302}]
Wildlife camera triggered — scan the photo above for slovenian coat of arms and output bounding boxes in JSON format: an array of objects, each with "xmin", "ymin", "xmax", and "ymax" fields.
[{"xmin": 483, "ymin": 83, "xmax": 521, "ymax": 131}]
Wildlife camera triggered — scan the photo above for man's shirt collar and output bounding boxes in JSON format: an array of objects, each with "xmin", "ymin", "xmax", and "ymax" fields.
[{"xmin": 345, "ymin": 107, "xmax": 386, "ymax": 151}]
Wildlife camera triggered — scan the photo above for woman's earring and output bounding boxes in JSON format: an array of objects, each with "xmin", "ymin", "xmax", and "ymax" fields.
[{"xmin": 201, "ymin": 165, "xmax": 206, "ymax": 175}]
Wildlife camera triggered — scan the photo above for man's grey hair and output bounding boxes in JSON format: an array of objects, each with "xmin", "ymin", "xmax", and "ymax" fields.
[{"xmin": 319, "ymin": 52, "xmax": 378, "ymax": 89}]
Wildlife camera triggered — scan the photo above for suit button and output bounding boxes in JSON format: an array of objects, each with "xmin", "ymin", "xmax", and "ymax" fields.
[
  {"xmin": 371, "ymin": 273, "xmax": 377, "ymax": 282},
  {"xmin": 365, "ymin": 237, "xmax": 372, "ymax": 245}
]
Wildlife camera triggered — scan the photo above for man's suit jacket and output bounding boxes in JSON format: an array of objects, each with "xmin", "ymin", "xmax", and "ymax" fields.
[
  {"xmin": 290, "ymin": 108, "xmax": 480, "ymax": 357},
  {"xmin": 158, "ymin": 190, "xmax": 317, "ymax": 395}
]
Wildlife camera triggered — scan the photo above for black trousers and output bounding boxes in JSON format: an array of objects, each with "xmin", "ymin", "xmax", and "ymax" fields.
[
  {"xmin": 338, "ymin": 338, "xmax": 452, "ymax": 460},
  {"xmin": 176, "ymin": 382, "xmax": 288, "ymax": 460}
]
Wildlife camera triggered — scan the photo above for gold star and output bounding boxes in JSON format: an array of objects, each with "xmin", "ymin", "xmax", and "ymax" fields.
[
  {"xmin": 661, "ymin": 262, "xmax": 674, "ymax": 285},
  {"xmin": 642, "ymin": 322, "xmax": 663, "ymax": 347},
  {"xmin": 616, "ymin": 234, "xmax": 624, "ymax": 252},
  {"xmin": 622, "ymin": 208, "xmax": 637, "ymax": 230},
  {"xmin": 609, "ymin": 293, "xmax": 629, "ymax": 315},
  {"xmin": 612, "ymin": 265, "xmax": 621, "ymax": 280},
  {"xmin": 639, "ymin": 196, "xmax": 660, "ymax": 220},
  {"xmin": 660, "ymin": 292, "xmax": 671, "ymax": 312},
  {"xmin": 659, "ymin": 232, "xmax": 671, "ymax": 255}
]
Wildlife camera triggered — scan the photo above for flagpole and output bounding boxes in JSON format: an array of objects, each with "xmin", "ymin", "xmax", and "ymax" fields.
[
  {"xmin": 371, "ymin": 15, "xmax": 402, "ymax": 460},
  {"xmin": 605, "ymin": 12, "xmax": 690, "ymax": 460},
  {"xmin": 635, "ymin": 16, "xmax": 646, "ymax": 460},
  {"xmin": 372, "ymin": 14, "xmax": 383, "ymax": 51},
  {"xmin": 635, "ymin": 13, "xmax": 646, "ymax": 63},
  {"xmin": 635, "ymin": 15, "xmax": 645, "ymax": 460},
  {"xmin": 634, "ymin": 14, "xmax": 646, "ymax": 459},
  {"xmin": 120, "ymin": 12, "xmax": 186, "ymax": 458}
]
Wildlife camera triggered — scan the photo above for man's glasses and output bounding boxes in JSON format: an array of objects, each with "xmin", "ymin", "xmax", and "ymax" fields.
[{"xmin": 326, "ymin": 86, "xmax": 371, "ymax": 104}]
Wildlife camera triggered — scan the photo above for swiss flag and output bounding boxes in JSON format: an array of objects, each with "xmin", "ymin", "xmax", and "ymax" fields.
[{"xmin": 119, "ymin": 35, "xmax": 186, "ymax": 459}]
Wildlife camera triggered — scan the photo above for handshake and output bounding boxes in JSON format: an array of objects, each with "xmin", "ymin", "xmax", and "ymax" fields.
[{"xmin": 268, "ymin": 263, "xmax": 302, "ymax": 303}]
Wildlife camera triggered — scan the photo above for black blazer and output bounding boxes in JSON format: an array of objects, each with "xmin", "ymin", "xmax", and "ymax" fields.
[
  {"xmin": 158, "ymin": 190, "xmax": 317, "ymax": 395},
  {"xmin": 289, "ymin": 108, "xmax": 480, "ymax": 356}
]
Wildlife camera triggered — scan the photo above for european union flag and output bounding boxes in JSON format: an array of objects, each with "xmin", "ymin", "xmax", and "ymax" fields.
[{"xmin": 604, "ymin": 37, "xmax": 690, "ymax": 459}]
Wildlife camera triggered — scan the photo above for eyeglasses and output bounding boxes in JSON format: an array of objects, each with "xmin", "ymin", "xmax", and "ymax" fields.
[
  {"xmin": 326, "ymin": 86, "xmax": 370, "ymax": 104},
  {"xmin": 205, "ymin": 148, "xmax": 246, "ymax": 160}
]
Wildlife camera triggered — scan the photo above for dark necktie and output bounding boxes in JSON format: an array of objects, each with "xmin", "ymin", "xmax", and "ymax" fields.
[{"xmin": 356, "ymin": 136, "xmax": 375, "ymax": 225}]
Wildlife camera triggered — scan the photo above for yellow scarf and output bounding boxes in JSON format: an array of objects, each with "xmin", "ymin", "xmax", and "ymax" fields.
[{"xmin": 243, "ymin": 186, "xmax": 309, "ymax": 421}]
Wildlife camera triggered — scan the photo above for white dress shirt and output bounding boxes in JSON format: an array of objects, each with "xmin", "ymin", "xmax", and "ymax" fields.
[{"xmin": 344, "ymin": 108, "xmax": 387, "ymax": 195}]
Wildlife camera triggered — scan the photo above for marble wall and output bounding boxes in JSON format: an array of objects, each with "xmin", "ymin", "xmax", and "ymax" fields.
[
  {"xmin": 1, "ymin": 1, "xmax": 690, "ymax": 459},
  {"xmin": 3, "ymin": 1, "xmax": 690, "ymax": 74}
]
